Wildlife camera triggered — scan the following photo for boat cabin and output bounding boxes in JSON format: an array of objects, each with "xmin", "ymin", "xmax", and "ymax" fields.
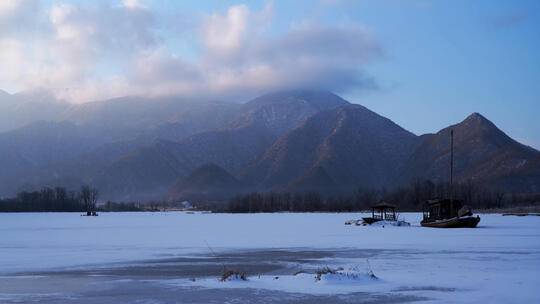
[{"xmin": 422, "ymin": 199, "xmax": 463, "ymax": 221}]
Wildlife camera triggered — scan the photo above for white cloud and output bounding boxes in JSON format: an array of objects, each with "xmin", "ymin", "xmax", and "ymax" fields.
[
  {"xmin": 203, "ymin": 5, "xmax": 250, "ymax": 53},
  {"xmin": 0, "ymin": 0, "xmax": 20, "ymax": 16},
  {"xmin": 0, "ymin": 2, "xmax": 381, "ymax": 103},
  {"xmin": 49, "ymin": 4, "xmax": 71, "ymax": 25},
  {"xmin": 0, "ymin": 0, "xmax": 39, "ymax": 36},
  {"xmin": 122, "ymin": 0, "xmax": 145, "ymax": 9}
]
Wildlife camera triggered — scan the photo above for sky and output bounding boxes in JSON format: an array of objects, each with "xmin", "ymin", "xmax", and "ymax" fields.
[{"xmin": 0, "ymin": 0, "xmax": 539, "ymax": 148}]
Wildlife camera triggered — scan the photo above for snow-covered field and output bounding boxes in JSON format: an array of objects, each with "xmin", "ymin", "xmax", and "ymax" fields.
[{"xmin": 0, "ymin": 212, "xmax": 539, "ymax": 303}]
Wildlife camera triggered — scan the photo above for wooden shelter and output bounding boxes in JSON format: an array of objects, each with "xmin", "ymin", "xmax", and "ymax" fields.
[{"xmin": 362, "ymin": 202, "xmax": 397, "ymax": 224}]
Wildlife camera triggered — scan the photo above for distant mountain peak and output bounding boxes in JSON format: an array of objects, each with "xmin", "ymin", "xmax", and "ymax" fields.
[
  {"xmin": 246, "ymin": 89, "xmax": 349, "ymax": 110},
  {"xmin": 180, "ymin": 163, "xmax": 241, "ymax": 187},
  {"xmin": 467, "ymin": 112, "xmax": 483, "ymax": 118},
  {"xmin": 427, "ymin": 112, "xmax": 514, "ymax": 150},
  {"xmin": 287, "ymin": 166, "xmax": 338, "ymax": 193},
  {"xmin": 166, "ymin": 163, "xmax": 245, "ymax": 201},
  {"xmin": 462, "ymin": 112, "xmax": 490, "ymax": 124},
  {"xmin": 439, "ymin": 112, "xmax": 498, "ymax": 137}
]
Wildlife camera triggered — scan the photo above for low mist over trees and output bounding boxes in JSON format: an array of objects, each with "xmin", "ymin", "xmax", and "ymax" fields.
[
  {"xmin": 0, "ymin": 186, "xmax": 140, "ymax": 212},
  {"xmin": 1, "ymin": 178, "xmax": 538, "ymax": 213},
  {"xmin": 225, "ymin": 179, "xmax": 540, "ymax": 213}
]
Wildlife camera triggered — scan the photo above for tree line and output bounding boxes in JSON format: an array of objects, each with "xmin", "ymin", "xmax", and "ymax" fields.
[
  {"xmin": 2, "ymin": 179, "xmax": 537, "ymax": 213},
  {"xmin": 224, "ymin": 179, "xmax": 540, "ymax": 213},
  {"xmin": 0, "ymin": 186, "xmax": 141, "ymax": 212}
]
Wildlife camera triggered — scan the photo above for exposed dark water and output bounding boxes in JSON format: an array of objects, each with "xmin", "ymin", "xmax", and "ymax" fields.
[{"xmin": 0, "ymin": 248, "xmax": 430, "ymax": 304}]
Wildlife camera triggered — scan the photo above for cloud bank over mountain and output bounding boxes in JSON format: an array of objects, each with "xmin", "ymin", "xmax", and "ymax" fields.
[{"xmin": 0, "ymin": 0, "xmax": 382, "ymax": 103}]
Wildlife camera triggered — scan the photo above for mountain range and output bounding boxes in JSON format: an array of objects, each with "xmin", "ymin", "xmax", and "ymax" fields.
[{"xmin": 0, "ymin": 89, "xmax": 538, "ymax": 202}]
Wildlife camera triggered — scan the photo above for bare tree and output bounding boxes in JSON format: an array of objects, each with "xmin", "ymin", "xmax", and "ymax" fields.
[
  {"xmin": 55, "ymin": 187, "xmax": 67, "ymax": 202},
  {"xmin": 90, "ymin": 188, "xmax": 99, "ymax": 211},
  {"xmin": 494, "ymin": 191, "xmax": 505, "ymax": 209},
  {"xmin": 411, "ymin": 178, "xmax": 422, "ymax": 207},
  {"xmin": 80, "ymin": 186, "xmax": 91, "ymax": 212},
  {"xmin": 80, "ymin": 185, "xmax": 98, "ymax": 212}
]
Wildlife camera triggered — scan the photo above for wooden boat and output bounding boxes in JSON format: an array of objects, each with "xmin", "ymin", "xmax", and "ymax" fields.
[
  {"xmin": 421, "ymin": 199, "xmax": 480, "ymax": 228},
  {"xmin": 420, "ymin": 129, "xmax": 480, "ymax": 228},
  {"xmin": 421, "ymin": 215, "xmax": 480, "ymax": 228}
]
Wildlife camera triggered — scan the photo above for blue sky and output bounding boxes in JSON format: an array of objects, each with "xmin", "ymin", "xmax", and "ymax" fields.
[
  {"xmin": 335, "ymin": 0, "xmax": 540, "ymax": 149},
  {"xmin": 0, "ymin": 0, "xmax": 539, "ymax": 148}
]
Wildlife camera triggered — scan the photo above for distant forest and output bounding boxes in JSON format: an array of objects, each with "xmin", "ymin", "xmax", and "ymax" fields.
[
  {"xmin": 2, "ymin": 179, "xmax": 539, "ymax": 213},
  {"xmin": 0, "ymin": 186, "xmax": 140, "ymax": 212},
  {"xmin": 221, "ymin": 179, "xmax": 540, "ymax": 213}
]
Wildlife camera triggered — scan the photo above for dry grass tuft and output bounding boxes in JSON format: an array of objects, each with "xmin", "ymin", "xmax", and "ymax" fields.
[
  {"xmin": 315, "ymin": 267, "xmax": 344, "ymax": 281},
  {"xmin": 220, "ymin": 270, "xmax": 247, "ymax": 282}
]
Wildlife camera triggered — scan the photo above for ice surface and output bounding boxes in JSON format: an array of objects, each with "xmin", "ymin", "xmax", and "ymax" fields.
[{"xmin": 0, "ymin": 212, "xmax": 539, "ymax": 303}]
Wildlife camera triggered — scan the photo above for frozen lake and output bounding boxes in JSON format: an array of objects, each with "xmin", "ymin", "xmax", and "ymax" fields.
[{"xmin": 0, "ymin": 212, "xmax": 539, "ymax": 303}]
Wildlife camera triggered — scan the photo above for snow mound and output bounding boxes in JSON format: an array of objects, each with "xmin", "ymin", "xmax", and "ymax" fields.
[
  {"xmin": 318, "ymin": 272, "xmax": 376, "ymax": 284},
  {"xmin": 368, "ymin": 220, "xmax": 410, "ymax": 227},
  {"xmin": 346, "ymin": 219, "xmax": 410, "ymax": 226},
  {"xmin": 315, "ymin": 267, "xmax": 377, "ymax": 285}
]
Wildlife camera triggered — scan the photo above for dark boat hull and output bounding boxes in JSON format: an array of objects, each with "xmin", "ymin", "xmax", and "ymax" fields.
[
  {"xmin": 361, "ymin": 217, "xmax": 382, "ymax": 225},
  {"xmin": 421, "ymin": 216, "xmax": 480, "ymax": 228}
]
